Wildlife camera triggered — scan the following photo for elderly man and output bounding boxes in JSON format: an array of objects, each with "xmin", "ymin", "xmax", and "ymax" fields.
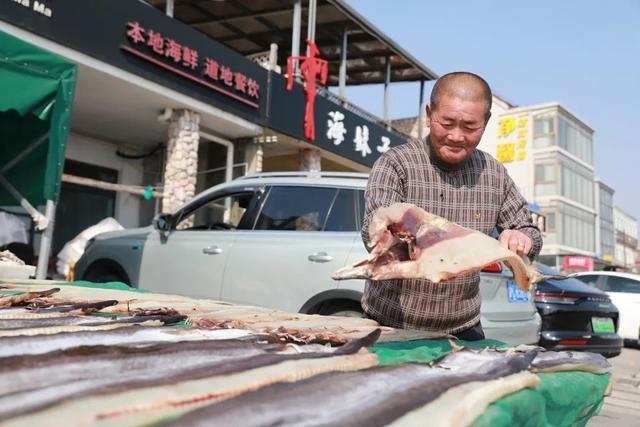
[{"xmin": 362, "ymin": 71, "xmax": 542, "ymax": 340}]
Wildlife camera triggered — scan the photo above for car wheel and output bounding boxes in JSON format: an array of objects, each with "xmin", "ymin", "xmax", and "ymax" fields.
[
  {"xmin": 83, "ymin": 263, "xmax": 129, "ymax": 285},
  {"xmin": 317, "ymin": 300, "xmax": 364, "ymax": 318}
]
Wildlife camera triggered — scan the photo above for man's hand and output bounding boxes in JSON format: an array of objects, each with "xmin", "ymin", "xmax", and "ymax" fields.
[{"xmin": 499, "ymin": 230, "xmax": 532, "ymax": 257}]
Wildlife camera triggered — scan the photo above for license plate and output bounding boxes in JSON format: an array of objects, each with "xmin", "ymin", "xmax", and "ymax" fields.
[
  {"xmin": 507, "ymin": 280, "xmax": 529, "ymax": 302},
  {"xmin": 591, "ymin": 317, "xmax": 615, "ymax": 334}
]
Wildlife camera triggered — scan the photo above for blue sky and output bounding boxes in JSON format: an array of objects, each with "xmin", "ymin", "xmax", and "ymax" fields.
[{"xmin": 343, "ymin": 0, "xmax": 640, "ymax": 221}]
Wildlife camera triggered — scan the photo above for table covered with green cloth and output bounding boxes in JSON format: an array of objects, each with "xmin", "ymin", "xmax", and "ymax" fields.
[{"xmin": 372, "ymin": 339, "xmax": 610, "ymax": 427}]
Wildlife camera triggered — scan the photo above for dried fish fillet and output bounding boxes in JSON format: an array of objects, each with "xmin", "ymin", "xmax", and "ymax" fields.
[{"xmin": 333, "ymin": 203, "xmax": 565, "ymax": 291}]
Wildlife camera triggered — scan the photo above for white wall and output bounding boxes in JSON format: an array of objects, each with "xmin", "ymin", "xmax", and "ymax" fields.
[{"xmin": 65, "ymin": 132, "xmax": 144, "ymax": 228}]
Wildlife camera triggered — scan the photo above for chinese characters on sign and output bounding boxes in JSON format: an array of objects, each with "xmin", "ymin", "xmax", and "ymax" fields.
[
  {"xmin": 327, "ymin": 111, "xmax": 346, "ymax": 146},
  {"xmin": 124, "ymin": 21, "xmax": 260, "ymax": 106},
  {"xmin": 496, "ymin": 115, "xmax": 528, "ymax": 163},
  {"xmin": 325, "ymin": 111, "xmax": 393, "ymax": 158}
]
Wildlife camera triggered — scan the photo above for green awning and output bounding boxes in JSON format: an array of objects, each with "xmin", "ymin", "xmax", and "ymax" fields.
[{"xmin": 0, "ymin": 29, "xmax": 77, "ymax": 207}]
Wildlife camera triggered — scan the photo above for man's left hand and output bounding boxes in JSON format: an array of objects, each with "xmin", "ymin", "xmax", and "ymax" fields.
[{"xmin": 499, "ymin": 230, "xmax": 532, "ymax": 257}]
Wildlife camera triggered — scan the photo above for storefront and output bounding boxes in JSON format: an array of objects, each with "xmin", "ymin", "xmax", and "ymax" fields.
[{"xmin": 0, "ymin": 0, "xmax": 268, "ymax": 265}]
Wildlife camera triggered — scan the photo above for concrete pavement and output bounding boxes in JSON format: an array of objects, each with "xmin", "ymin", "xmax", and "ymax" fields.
[{"xmin": 589, "ymin": 346, "xmax": 640, "ymax": 426}]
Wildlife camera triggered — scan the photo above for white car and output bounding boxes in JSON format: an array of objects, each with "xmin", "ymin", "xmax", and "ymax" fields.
[
  {"xmin": 573, "ymin": 271, "xmax": 640, "ymax": 345},
  {"xmin": 75, "ymin": 171, "xmax": 541, "ymax": 345}
]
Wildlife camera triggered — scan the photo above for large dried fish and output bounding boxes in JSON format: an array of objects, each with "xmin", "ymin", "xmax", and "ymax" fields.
[
  {"xmin": 0, "ymin": 314, "xmax": 186, "ymax": 332},
  {"xmin": 388, "ymin": 372, "xmax": 539, "ymax": 427},
  {"xmin": 529, "ymin": 350, "xmax": 611, "ymax": 374},
  {"xmin": 0, "ymin": 325, "xmax": 254, "ymax": 358},
  {"xmin": 433, "ymin": 345, "xmax": 611, "ymax": 375},
  {"xmin": 159, "ymin": 350, "xmax": 537, "ymax": 427},
  {"xmin": 333, "ymin": 203, "xmax": 565, "ymax": 291},
  {"xmin": 0, "ymin": 330, "xmax": 380, "ymax": 422},
  {"xmin": 0, "ymin": 339, "xmax": 280, "ymax": 396},
  {"xmin": 0, "ymin": 288, "xmax": 60, "ymax": 308},
  {"xmin": 4, "ymin": 352, "xmax": 377, "ymax": 427}
]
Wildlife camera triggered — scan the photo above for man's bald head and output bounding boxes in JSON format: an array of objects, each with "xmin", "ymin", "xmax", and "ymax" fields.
[{"xmin": 430, "ymin": 72, "xmax": 492, "ymax": 122}]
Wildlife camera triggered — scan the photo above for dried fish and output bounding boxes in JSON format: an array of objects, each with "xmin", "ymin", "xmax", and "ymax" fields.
[
  {"xmin": 433, "ymin": 345, "xmax": 611, "ymax": 375},
  {"xmin": 332, "ymin": 203, "xmax": 566, "ymax": 291},
  {"xmin": 0, "ymin": 325, "xmax": 254, "ymax": 358},
  {"xmin": 4, "ymin": 352, "xmax": 377, "ymax": 427},
  {"xmin": 159, "ymin": 350, "xmax": 537, "ymax": 427},
  {"xmin": 0, "ymin": 288, "xmax": 60, "ymax": 308},
  {"xmin": 0, "ymin": 330, "xmax": 380, "ymax": 422},
  {"xmin": 529, "ymin": 350, "xmax": 611, "ymax": 374}
]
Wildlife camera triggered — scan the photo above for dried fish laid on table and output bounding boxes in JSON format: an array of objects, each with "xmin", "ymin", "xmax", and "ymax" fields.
[
  {"xmin": 0, "ymin": 314, "xmax": 187, "ymax": 334},
  {"xmin": 0, "ymin": 339, "xmax": 284, "ymax": 395},
  {"xmin": 0, "ymin": 325, "xmax": 255, "ymax": 358},
  {"xmin": 0, "ymin": 288, "xmax": 60, "ymax": 308},
  {"xmin": 0, "ymin": 330, "xmax": 381, "ymax": 424},
  {"xmin": 0, "ymin": 300, "xmax": 119, "ymax": 320},
  {"xmin": 155, "ymin": 350, "xmax": 538, "ymax": 427},
  {"xmin": 433, "ymin": 344, "xmax": 611, "ymax": 375},
  {"xmin": 332, "ymin": 203, "xmax": 566, "ymax": 291},
  {"xmin": 30, "ymin": 300, "xmax": 119, "ymax": 313},
  {"xmin": 529, "ymin": 350, "xmax": 611, "ymax": 374}
]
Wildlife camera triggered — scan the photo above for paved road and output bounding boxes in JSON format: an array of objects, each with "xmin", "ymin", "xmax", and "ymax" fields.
[{"xmin": 589, "ymin": 346, "xmax": 640, "ymax": 426}]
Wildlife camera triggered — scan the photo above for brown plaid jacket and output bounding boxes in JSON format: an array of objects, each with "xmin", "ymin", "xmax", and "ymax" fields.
[{"xmin": 361, "ymin": 138, "xmax": 542, "ymax": 334}]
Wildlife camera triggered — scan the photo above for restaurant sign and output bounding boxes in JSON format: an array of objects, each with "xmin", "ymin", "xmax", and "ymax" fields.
[
  {"xmin": 269, "ymin": 72, "xmax": 406, "ymax": 168},
  {"xmin": 123, "ymin": 21, "xmax": 261, "ymax": 109}
]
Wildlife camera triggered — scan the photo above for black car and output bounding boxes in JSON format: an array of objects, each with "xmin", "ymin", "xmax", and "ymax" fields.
[{"xmin": 533, "ymin": 264, "xmax": 623, "ymax": 358}]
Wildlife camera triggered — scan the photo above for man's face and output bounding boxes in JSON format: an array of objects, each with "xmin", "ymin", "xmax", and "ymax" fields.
[{"xmin": 426, "ymin": 96, "xmax": 488, "ymax": 166}]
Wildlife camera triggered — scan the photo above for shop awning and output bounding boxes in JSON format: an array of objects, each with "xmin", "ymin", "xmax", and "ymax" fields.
[
  {"xmin": 147, "ymin": 0, "xmax": 438, "ymax": 85},
  {"xmin": 0, "ymin": 29, "xmax": 77, "ymax": 276}
]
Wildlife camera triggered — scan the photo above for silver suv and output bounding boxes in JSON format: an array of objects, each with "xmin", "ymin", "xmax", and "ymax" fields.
[{"xmin": 75, "ymin": 172, "xmax": 541, "ymax": 345}]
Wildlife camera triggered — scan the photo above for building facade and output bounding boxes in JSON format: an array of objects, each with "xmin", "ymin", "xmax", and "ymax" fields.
[
  {"xmin": 0, "ymin": 0, "xmax": 437, "ymax": 273},
  {"xmin": 613, "ymin": 206, "xmax": 638, "ymax": 271},
  {"xmin": 594, "ymin": 179, "xmax": 615, "ymax": 268},
  {"xmin": 477, "ymin": 102, "xmax": 597, "ymax": 271}
]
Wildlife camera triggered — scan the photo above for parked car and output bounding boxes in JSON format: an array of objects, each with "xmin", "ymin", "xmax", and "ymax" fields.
[
  {"xmin": 75, "ymin": 171, "xmax": 541, "ymax": 345},
  {"xmin": 573, "ymin": 271, "xmax": 640, "ymax": 346},
  {"xmin": 533, "ymin": 264, "xmax": 622, "ymax": 357}
]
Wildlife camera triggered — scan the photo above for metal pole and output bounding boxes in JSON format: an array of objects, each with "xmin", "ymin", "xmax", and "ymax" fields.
[
  {"xmin": 418, "ymin": 79, "xmax": 425, "ymax": 139},
  {"xmin": 339, "ymin": 30, "xmax": 348, "ymax": 100},
  {"xmin": 35, "ymin": 200, "xmax": 55, "ymax": 279},
  {"xmin": 307, "ymin": 0, "xmax": 317, "ymax": 51},
  {"xmin": 165, "ymin": 0, "xmax": 174, "ymax": 18},
  {"xmin": 291, "ymin": 0, "xmax": 302, "ymax": 77},
  {"xmin": 268, "ymin": 43, "xmax": 278, "ymax": 71},
  {"xmin": 383, "ymin": 55, "xmax": 391, "ymax": 124},
  {"xmin": 0, "ymin": 133, "xmax": 49, "ymax": 175}
]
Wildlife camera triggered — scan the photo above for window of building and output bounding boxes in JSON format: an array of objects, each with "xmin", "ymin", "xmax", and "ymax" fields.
[
  {"xmin": 534, "ymin": 162, "xmax": 557, "ymax": 196},
  {"xmin": 546, "ymin": 212, "xmax": 556, "ymax": 232},
  {"xmin": 533, "ymin": 113, "xmax": 556, "ymax": 148},
  {"xmin": 558, "ymin": 114, "xmax": 593, "ymax": 164},
  {"xmin": 558, "ymin": 203, "xmax": 595, "ymax": 252},
  {"xmin": 559, "ymin": 159, "xmax": 594, "ymax": 208}
]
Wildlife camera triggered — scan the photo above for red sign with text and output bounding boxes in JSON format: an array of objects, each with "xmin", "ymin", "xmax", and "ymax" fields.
[
  {"xmin": 563, "ymin": 256, "xmax": 594, "ymax": 271},
  {"xmin": 123, "ymin": 21, "xmax": 260, "ymax": 108}
]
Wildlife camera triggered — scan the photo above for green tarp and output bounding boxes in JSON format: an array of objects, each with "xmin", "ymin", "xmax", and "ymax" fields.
[
  {"xmin": 0, "ymin": 29, "xmax": 77, "ymax": 206},
  {"xmin": 372, "ymin": 339, "xmax": 609, "ymax": 426}
]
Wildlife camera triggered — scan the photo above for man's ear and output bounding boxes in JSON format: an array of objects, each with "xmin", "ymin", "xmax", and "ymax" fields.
[
  {"xmin": 425, "ymin": 104, "xmax": 432, "ymax": 128},
  {"xmin": 484, "ymin": 111, "xmax": 492, "ymax": 125}
]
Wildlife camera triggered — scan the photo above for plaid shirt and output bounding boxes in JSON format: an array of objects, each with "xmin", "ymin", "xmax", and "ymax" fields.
[{"xmin": 361, "ymin": 138, "xmax": 542, "ymax": 334}]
